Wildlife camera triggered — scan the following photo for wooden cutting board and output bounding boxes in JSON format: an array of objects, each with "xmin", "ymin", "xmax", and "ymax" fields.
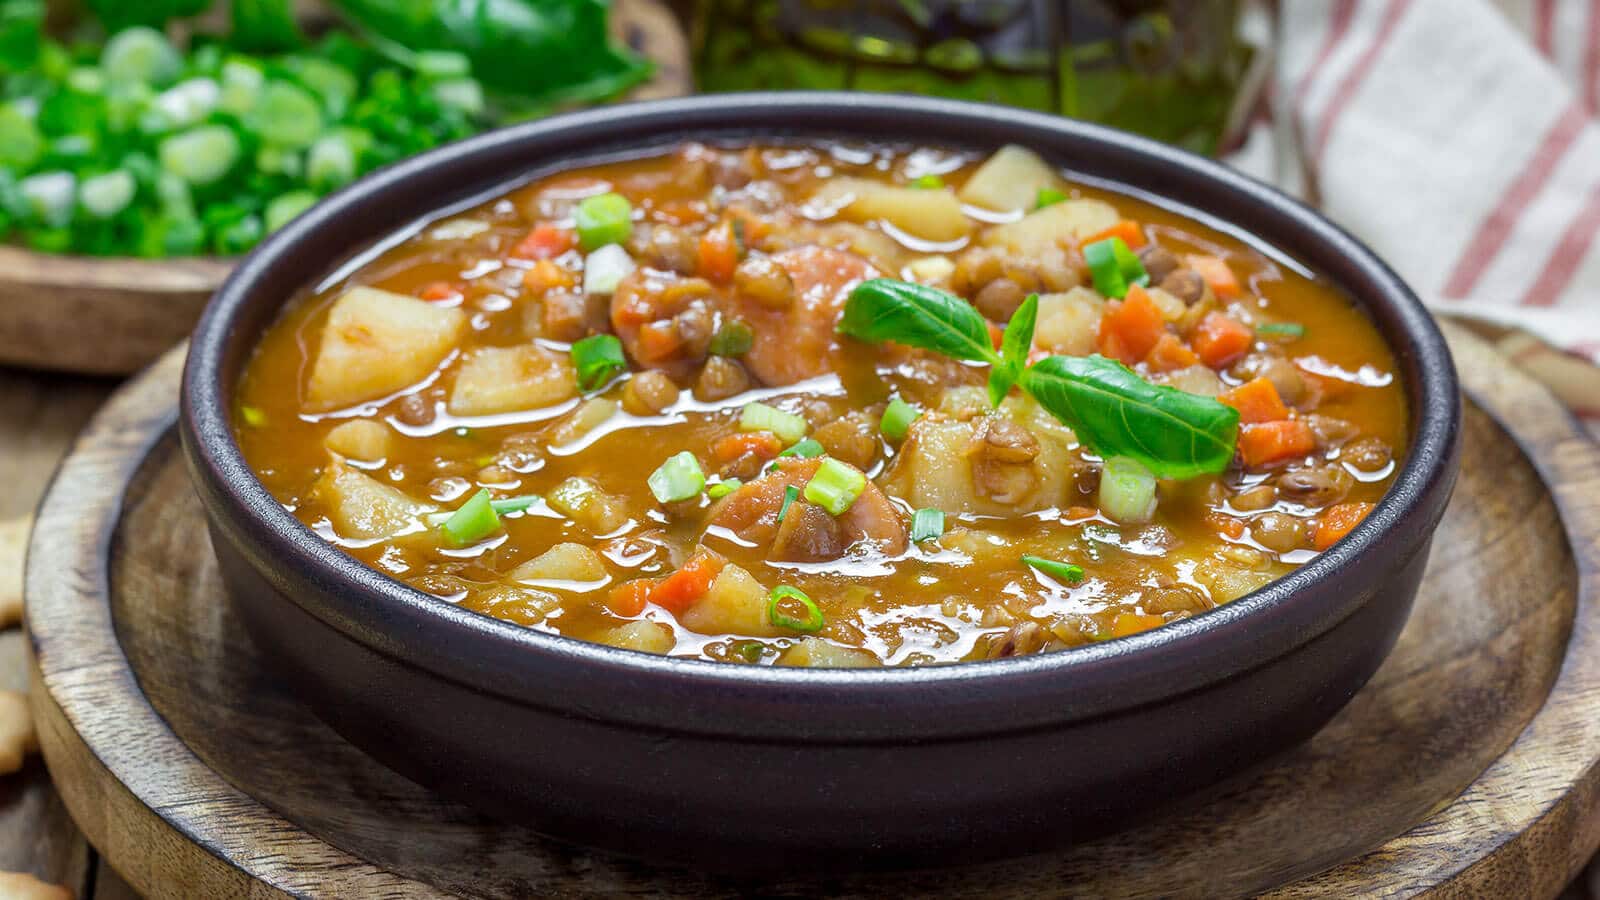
[
  {"xmin": 19, "ymin": 324, "xmax": 1600, "ymax": 898},
  {"xmin": 0, "ymin": 0, "xmax": 691, "ymax": 376}
]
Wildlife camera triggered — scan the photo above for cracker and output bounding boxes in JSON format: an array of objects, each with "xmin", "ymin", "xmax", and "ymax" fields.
[
  {"xmin": 0, "ymin": 516, "xmax": 28, "ymax": 629},
  {"xmin": 0, "ymin": 691, "xmax": 37, "ymax": 776},
  {"xmin": 0, "ymin": 871, "xmax": 72, "ymax": 899}
]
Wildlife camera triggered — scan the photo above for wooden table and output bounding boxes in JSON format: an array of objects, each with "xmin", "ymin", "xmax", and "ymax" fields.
[{"xmin": 1, "ymin": 364, "xmax": 130, "ymax": 898}]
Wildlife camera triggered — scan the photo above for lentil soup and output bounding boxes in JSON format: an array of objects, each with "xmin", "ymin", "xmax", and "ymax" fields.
[{"xmin": 235, "ymin": 141, "xmax": 1407, "ymax": 668}]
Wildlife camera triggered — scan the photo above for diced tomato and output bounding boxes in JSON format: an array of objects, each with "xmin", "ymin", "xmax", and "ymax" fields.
[
  {"xmin": 1083, "ymin": 219, "xmax": 1148, "ymax": 250},
  {"xmin": 1219, "ymin": 376, "xmax": 1290, "ymax": 425},
  {"xmin": 513, "ymin": 223, "xmax": 575, "ymax": 260},
  {"xmin": 607, "ymin": 579, "xmax": 655, "ymax": 617},
  {"xmin": 1206, "ymin": 511, "xmax": 1247, "ymax": 540},
  {"xmin": 418, "ymin": 281, "xmax": 462, "ymax": 302},
  {"xmin": 1192, "ymin": 312, "xmax": 1254, "ymax": 368},
  {"xmin": 1110, "ymin": 612, "xmax": 1166, "ymax": 639},
  {"xmin": 650, "ymin": 551, "xmax": 726, "ymax": 615},
  {"xmin": 1313, "ymin": 502, "xmax": 1374, "ymax": 551},
  {"xmin": 1145, "ymin": 332, "xmax": 1199, "ymax": 373},
  {"xmin": 1097, "ymin": 285, "xmax": 1167, "ymax": 365},
  {"xmin": 712, "ymin": 431, "xmax": 783, "ymax": 463},
  {"xmin": 698, "ymin": 221, "xmax": 739, "ymax": 284},
  {"xmin": 522, "ymin": 258, "xmax": 574, "ymax": 295},
  {"xmin": 1238, "ymin": 419, "xmax": 1317, "ymax": 467},
  {"xmin": 1185, "ymin": 254, "xmax": 1242, "ymax": 298}
]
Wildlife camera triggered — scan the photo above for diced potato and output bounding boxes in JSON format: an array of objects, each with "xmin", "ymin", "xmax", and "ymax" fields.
[
  {"xmin": 307, "ymin": 286, "xmax": 467, "ymax": 411},
  {"xmin": 548, "ymin": 398, "xmax": 617, "ymax": 447},
  {"xmin": 471, "ymin": 585, "xmax": 562, "ymax": 626},
  {"xmin": 546, "ymin": 476, "xmax": 630, "ymax": 534},
  {"xmin": 315, "ymin": 459, "xmax": 435, "ymax": 539},
  {"xmin": 981, "ymin": 198, "xmax": 1120, "ymax": 256},
  {"xmin": 1154, "ymin": 364, "xmax": 1224, "ymax": 398},
  {"xmin": 323, "ymin": 419, "xmax": 392, "ymax": 462},
  {"xmin": 1034, "ymin": 287, "xmax": 1105, "ymax": 357},
  {"xmin": 904, "ymin": 255, "xmax": 955, "ymax": 285},
  {"xmin": 509, "ymin": 542, "xmax": 608, "ymax": 585},
  {"xmin": 958, "ymin": 144, "xmax": 1064, "ymax": 213},
  {"xmin": 1198, "ymin": 561, "xmax": 1278, "ymax": 604},
  {"xmin": 938, "ymin": 385, "xmax": 991, "ymax": 420},
  {"xmin": 882, "ymin": 407, "xmax": 1081, "ymax": 516},
  {"xmin": 601, "ymin": 620, "xmax": 677, "ymax": 654},
  {"xmin": 679, "ymin": 563, "xmax": 785, "ymax": 637},
  {"xmin": 1145, "ymin": 286, "xmax": 1187, "ymax": 322},
  {"xmin": 448, "ymin": 344, "xmax": 577, "ymax": 417},
  {"xmin": 777, "ymin": 636, "xmax": 877, "ymax": 668},
  {"xmin": 811, "ymin": 177, "xmax": 972, "ymax": 243}
]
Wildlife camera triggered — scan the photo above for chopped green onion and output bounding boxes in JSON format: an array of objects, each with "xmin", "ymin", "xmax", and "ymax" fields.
[
  {"xmin": 739, "ymin": 401, "xmax": 808, "ymax": 445},
  {"xmin": 218, "ymin": 58, "xmax": 265, "ymax": 116},
  {"xmin": 767, "ymin": 585, "xmax": 824, "ymax": 632},
  {"xmin": 583, "ymin": 244, "xmax": 635, "ymax": 296},
  {"xmin": 733, "ymin": 640, "xmax": 766, "ymax": 662},
  {"xmin": 731, "ymin": 217, "xmax": 747, "ymax": 256},
  {"xmin": 414, "ymin": 50, "xmax": 472, "ymax": 80},
  {"xmin": 252, "ymin": 81, "xmax": 323, "ymax": 150},
  {"xmin": 776, "ymin": 483, "xmax": 800, "ymax": 523},
  {"xmin": 148, "ymin": 78, "xmax": 221, "ymax": 132},
  {"xmin": 0, "ymin": 105, "xmax": 43, "ymax": 170},
  {"xmin": 79, "ymin": 170, "xmax": 134, "ymax": 220},
  {"xmin": 804, "ymin": 458, "xmax": 866, "ymax": 516},
  {"xmin": 910, "ymin": 173, "xmax": 944, "ymax": 189},
  {"xmin": 570, "ymin": 333, "xmax": 626, "ymax": 393},
  {"xmin": 1084, "ymin": 237, "xmax": 1147, "ymax": 299},
  {"xmin": 879, "ymin": 396, "xmax": 921, "ymax": 441},
  {"xmin": 431, "ymin": 78, "xmax": 484, "ymax": 116},
  {"xmin": 1257, "ymin": 322, "xmax": 1306, "ymax": 339},
  {"xmin": 19, "ymin": 171, "xmax": 75, "ymax": 228},
  {"xmin": 648, "ymin": 451, "xmax": 705, "ymax": 504},
  {"xmin": 709, "ymin": 320, "xmax": 754, "ymax": 357},
  {"xmin": 439, "ymin": 488, "xmax": 500, "ymax": 548},
  {"xmin": 1035, "ymin": 187, "xmax": 1067, "ymax": 209},
  {"xmin": 1022, "ymin": 555, "xmax": 1086, "ymax": 585},
  {"xmin": 305, "ymin": 132, "xmax": 357, "ymax": 191},
  {"xmin": 239, "ymin": 405, "xmax": 267, "ymax": 428},
  {"xmin": 769, "ymin": 437, "xmax": 825, "ymax": 471},
  {"xmin": 911, "ymin": 508, "xmax": 945, "ymax": 542},
  {"xmin": 264, "ymin": 190, "xmax": 318, "ymax": 233},
  {"xmin": 1098, "ymin": 455, "xmax": 1158, "ymax": 525},
  {"xmin": 574, "ymin": 191, "xmax": 632, "ymax": 251},
  {"xmin": 101, "ymin": 27, "xmax": 182, "ymax": 87},
  {"xmin": 490, "ymin": 496, "xmax": 539, "ymax": 515},
  {"xmin": 158, "ymin": 125, "xmax": 240, "ymax": 187},
  {"xmin": 707, "ymin": 478, "xmax": 742, "ymax": 499}
]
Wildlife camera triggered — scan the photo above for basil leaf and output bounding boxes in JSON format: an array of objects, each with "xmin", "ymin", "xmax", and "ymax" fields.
[
  {"xmin": 988, "ymin": 292, "xmax": 1037, "ymax": 406},
  {"xmin": 1021, "ymin": 354, "xmax": 1239, "ymax": 479},
  {"xmin": 840, "ymin": 278, "xmax": 1000, "ymax": 366}
]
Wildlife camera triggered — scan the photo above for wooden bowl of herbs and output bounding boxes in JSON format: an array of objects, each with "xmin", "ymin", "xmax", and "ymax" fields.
[{"xmin": 0, "ymin": 0, "xmax": 687, "ymax": 375}]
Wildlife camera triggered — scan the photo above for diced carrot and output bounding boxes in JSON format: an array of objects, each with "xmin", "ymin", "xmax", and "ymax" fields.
[
  {"xmin": 1064, "ymin": 505, "xmax": 1099, "ymax": 522},
  {"xmin": 1145, "ymin": 332, "xmax": 1199, "ymax": 373},
  {"xmin": 1313, "ymin": 502, "xmax": 1374, "ymax": 551},
  {"xmin": 522, "ymin": 259, "xmax": 575, "ymax": 295},
  {"xmin": 712, "ymin": 431, "xmax": 783, "ymax": 463},
  {"xmin": 650, "ymin": 551, "xmax": 726, "ymax": 615},
  {"xmin": 607, "ymin": 579, "xmax": 655, "ymax": 617},
  {"xmin": 1219, "ymin": 376, "xmax": 1290, "ymax": 425},
  {"xmin": 418, "ymin": 281, "xmax": 462, "ymax": 302},
  {"xmin": 987, "ymin": 320, "xmax": 1005, "ymax": 351},
  {"xmin": 697, "ymin": 221, "xmax": 739, "ymax": 284},
  {"xmin": 1110, "ymin": 612, "xmax": 1166, "ymax": 639},
  {"xmin": 512, "ymin": 223, "xmax": 575, "ymax": 260},
  {"xmin": 1238, "ymin": 419, "xmax": 1317, "ymax": 467},
  {"xmin": 1097, "ymin": 285, "xmax": 1167, "ymax": 365},
  {"xmin": 1185, "ymin": 254, "xmax": 1242, "ymax": 298},
  {"xmin": 1192, "ymin": 312, "xmax": 1254, "ymax": 368},
  {"xmin": 1206, "ymin": 511, "xmax": 1247, "ymax": 540},
  {"xmin": 1083, "ymin": 219, "xmax": 1148, "ymax": 250},
  {"xmin": 636, "ymin": 320, "xmax": 683, "ymax": 364}
]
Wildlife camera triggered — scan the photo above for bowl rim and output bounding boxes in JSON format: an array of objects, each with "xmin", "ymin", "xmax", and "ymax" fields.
[{"xmin": 181, "ymin": 92, "xmax": 1461, "ymax": 741}]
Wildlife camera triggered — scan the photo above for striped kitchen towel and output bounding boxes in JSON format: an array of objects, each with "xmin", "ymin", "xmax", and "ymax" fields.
[{"xmin": 1230, "ymin": 0, "xmax": 1600, "ymax": 429}]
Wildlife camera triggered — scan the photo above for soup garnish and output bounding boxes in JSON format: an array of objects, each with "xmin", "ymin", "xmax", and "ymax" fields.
[{"xmin": 236, "ymin": 141, "xmax": 1407, "ymax": 667}]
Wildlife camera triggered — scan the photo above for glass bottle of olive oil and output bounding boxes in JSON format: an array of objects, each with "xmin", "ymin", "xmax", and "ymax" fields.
[{"xmin": 692, "ymin": 0, "xmax": 1253, "ymax": 155}]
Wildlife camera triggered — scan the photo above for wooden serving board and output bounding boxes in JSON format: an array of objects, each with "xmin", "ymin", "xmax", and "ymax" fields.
[
  {"xmin": 21, "ymin": 325, "xmax": 1600, "ymax": 898},
  {"xmin": 0, "ymin": 0, "xmax": 690, "ymax": 376}
]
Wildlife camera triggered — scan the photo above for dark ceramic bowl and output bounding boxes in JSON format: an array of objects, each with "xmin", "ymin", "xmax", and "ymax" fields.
[{"xmin": 180, "ymin": 92, "xmax": 1461, "ymax": 869}]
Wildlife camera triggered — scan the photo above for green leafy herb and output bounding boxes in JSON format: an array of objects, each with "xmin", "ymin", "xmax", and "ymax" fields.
[
  {"xmin": 839, "ymin": 277, "xmax": 1000, "ymax": 367},
  {"xmin": 570, "ymin": 333, "xmax": 626, "ymax": 393},
  {"xmin": 1022, "ymin": 555, "xmax": 1085, "ymax": 585},
  {"xmin": 1021, "ymin": 354, "xmax": 1239, "ymax": 479},
  {"xmin": 988, "ymin": 292, "xmax": 1037, "ymax": 406},
  {"xmin": 232, "ymin": 0, "xmax": 304, "ymax": 52},
  {"xmin": 767, "ymin": 584, "xmax": 824, "ymax": 632},
  {"xmin": 910, "ymin": 508, "xmax": 944, "ymax": 542}
]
